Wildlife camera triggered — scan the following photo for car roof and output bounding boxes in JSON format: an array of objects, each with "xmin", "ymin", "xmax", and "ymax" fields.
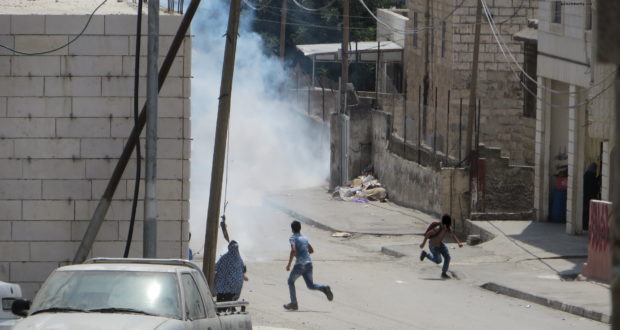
[{"xmin": 56, "ymin": 258, "xmax": 203, "ymax": 274}]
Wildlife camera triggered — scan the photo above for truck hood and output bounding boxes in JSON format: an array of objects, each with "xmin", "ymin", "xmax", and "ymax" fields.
[{"xmin": 12, "ymin": 313, "xmax": 185, "ymax": 330}]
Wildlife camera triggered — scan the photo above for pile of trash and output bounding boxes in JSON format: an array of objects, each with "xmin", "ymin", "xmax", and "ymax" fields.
[{"xmin": 332, "ymin": 171, "xmax": 387, "ymax": 203}]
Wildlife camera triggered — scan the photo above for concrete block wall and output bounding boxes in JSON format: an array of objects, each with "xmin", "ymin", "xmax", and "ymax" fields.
[
  {"xmin": 0, "ymin": 12, "xmax": 191, "ymax": 298},
  {"xmin": 405, "ymin": 0, "xmax": 536, "ymax": 165}
]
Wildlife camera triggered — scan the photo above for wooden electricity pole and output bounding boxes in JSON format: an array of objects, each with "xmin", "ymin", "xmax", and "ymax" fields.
[
  {"xmin": 279, "ymin": 0, "xmax": 288, "ymax": 59},
  {"xmin": 203, "ymin": 0, "xmax": 242, "ymax": 288},
  {"xmin": 340, "ymin": 0, "xmax": 349, "ymax": 113},
  {"xmin": 597, "ymin": 0, "xmax": 620, "ymax": 326},
  {"xmin": 465, "ymin": 0, "xmax": 482, "ymax": 160}
]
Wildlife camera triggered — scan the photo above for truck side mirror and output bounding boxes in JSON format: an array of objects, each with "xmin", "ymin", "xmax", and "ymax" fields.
[{"xmin": 11, "ymin": 299, "xmax": 30, "ymax": 317}]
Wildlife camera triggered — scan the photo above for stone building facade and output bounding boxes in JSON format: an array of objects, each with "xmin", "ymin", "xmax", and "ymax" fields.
[
  {"xmin": 533, "ymin": 0, "xmax": 615, "ymax": 234},
  {"xmin": 0, "ymin": 0, "xmax": 191, "ymax": 298},
  {"xmin": 404, "ymin": 0, "xmax": 537, "ymax": 165}
]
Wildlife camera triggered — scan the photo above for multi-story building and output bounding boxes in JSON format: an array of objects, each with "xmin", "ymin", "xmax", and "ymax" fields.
[
  {"xmin": 0, "ymin": 0, "xmax": 191, "ymax": 297},
  {"xmin": 533, "ymin": 0, "xmax": 615, "ymax": 234}
]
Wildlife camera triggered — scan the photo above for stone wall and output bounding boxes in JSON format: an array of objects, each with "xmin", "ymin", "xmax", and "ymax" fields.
[
  {"xmin": 0, "ymin": 11, "xmax": 190, "ymax": 298},
  {"xmin": 404, "ymin": 0, "xmax": 536, "ymax": 165}
]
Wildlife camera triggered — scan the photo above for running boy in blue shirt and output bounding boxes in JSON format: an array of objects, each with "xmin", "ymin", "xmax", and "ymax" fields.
[{"xmin": 284, "ymin": 220, "xmax": 333, "ymax": 310}]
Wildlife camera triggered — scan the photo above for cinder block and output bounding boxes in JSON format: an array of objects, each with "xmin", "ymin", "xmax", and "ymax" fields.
[
  {"xmin": 0, "ymin": 36, "xmax": 14, "ymax": 56},
  {"xmin": 68, "ymin": 36, "xmax": 129, "ymax": 56},
  {"xmin": 126, "ymin": 179, "xmax": 145, "ymax": 200},
  {"xmin": 157, "ymin": 159, "xmax": 183, "ymax": 179},
  {"xmin": 159, "ymin": 15, "xmax": 183, "ymax": 36},
  {"xmin": 14, "ymin": 35, "xmax": 69, "ymax": 56},
  {"xmin": 157, "ymin": 180, "xmax": 182, "ymax": 200},
  {"xmin": 182, "ymin": 77, "xmax": 190, "ymax": 98},
  {"xmin": 0, "ymin": 201, "xmax": 21, "ymax": 220},
  {"xmin": 0, "ymin": 222, "xmax": 10, "ymax": 240},
  {"xmin": 13, "ymin": 221, "xmax": 71, "ymax": 241},
  {"xmin": 0, "ymin": 242, "xmax": 30, "ymax": 261},
  {"xmin": 158, "ymin": 200, "xmax": 182, "ymax": 220},
  {"xmin": 157, "ymin": 138, "xmax": 183, "ymax": 159},
  {"xmin": 57, "ymin": 118, "xmax": 110, "ymax": 138},
  {"xmin": 158, "ymin": 118, "xmax": 183, "ymax": 139},
  {"xmin": 0, "ymin": 15, "xmax": 10, "ymax": 34},
  {"xmin": 183, "ymin": 98, "xmax": 190, "ymax": 120},
  {"xmin": 9, "ymin": 262, "xmax": 58, "ymax": 282},
  {"xmin": 182, "ymin": 118, "xmax": 190, "ymax": 139},
  {"xmin": 0, "ymin": 57, "xmax": 9, "ymax": 76},
  {"xmin": 71, "ymin": 220, "xmax": 118, "ymax": 241},
  {"xmin": 117, "ymin": 220, "xmax": 181, "ymax": 242},
  {"xmin": 104, "ymin": 15, "xmax": 147, "ymax": 36},
  {"xmin": 44, "ymin": 77, "xmax": 101, "ymax": 97},
  {"xmin": 181, "ymin": 200, "xmax": 188, "ymax": 221},
  {"xmin": 0, "ymin": 159, "xmax": 22, "ymax": 178},
  {"xmin": 46, "ymin": 15, "xmax": 104, "ymax": 35},
  {"xmin": 15, "ymin": 138, "xmax": 80, "ymax": 158},
  {"xmin": 0, "ymin": 118, "xmax": 54, "ymax": 138},
  {"xmin": 92, "ymin": 179, "xmax": 127, "ymax": 200},
  {"xmin": 121, "ymin": 55, "xmax": 183, "ymax": 77},
  {"xmin": 61, "ymin": 56, "xmax": 123, "ymax": 77},
  {"xmin": 11, "ymin": 56, "xmax": 61, "ymax": 76},
  {"xmin": 111, "ymin": 117, "xmax": 145, "ymax": 138},
  {"xmin": 75, "ymin": 200, "xmax": 142, "ymax": 222},
  {"xmin": 0, "ymin": 77, "xmax": 44, "ymax": 97},
  {"xmin": 158, "ymin": 241, "xmax": 182, "ymax": 258},
  {"xmin": 182, "ymin": 178, "xmax": 189, "ymax": 201},
  {"xmin": 0, "ymin": 263, "xmax": 8, "ymax": 281},
  {"xmin": 183, "ymin": 36, "xmax": 191, "ymax": 77},
  {"xmin": 72, "ymin": 97, "xmax": 130, "ymax": 118},
  {"xmin": 80, "ymin": 138, "xmax": 124, "ymax": 158},
  {"xmin": 102, "ymin": 77, "xmax": 145, "ymax": 97},
  {"xmin": 11, "ymin": 15, "xmax": 45, "ymax": 35},
  {"xmin": 85, "ymin": 159, "xmax": 119, "ymax": 180},
  {"xmin": 42, "ymin": 180, "xmax": 91, "ymax": 200},
  {"xmin": 30, "ymin": 242, "xmax": 78, "ymax": 262},
  {"xmin": 7, "ymin": 97, "xmax": 71, "ymax": 118},
  {"xmin": 129, "ymin": 36, "xmax": 180, "ymax": 56},
  {"xmin": 22, "ymin": 200, "xmax": 74, "ymax": 221},
  {"xmin": 0, "ymin": 98, "xmax": 5, "ymax": 117},
  {"xmin": 160, "ymin": 77, "xmax": 183, "ymax": 98},
  {"xmin": 182, "ymin": 139, "xmax": 190, "ymax": 160},
  {"xmin": 23, "ymin": 159, "xmax": 86, "ymax": 179},
  {"xmin": 157, "ymin": 98, "xmax": 184, "ymax": 118},
  {"xmin": 0, "ymin": 180, "xmax": 41, "ymax": 200},
  {"xmin": 92, "ymin": 241, "xmax": 127, "ymax": 258}
]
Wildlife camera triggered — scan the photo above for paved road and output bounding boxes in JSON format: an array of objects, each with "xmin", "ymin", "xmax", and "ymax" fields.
[{"xmin": 201, "ymin": 205, "xmax": 605, "ymax": 330}]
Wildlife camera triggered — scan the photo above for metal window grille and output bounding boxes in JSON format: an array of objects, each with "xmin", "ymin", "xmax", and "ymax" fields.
[
  {"xmin": 441, "ymin": 21, "xmax": 446, "ymax": 57},
  {"xmin": 413, "ymin": 12, "xmax": 418, "ymax": 49},
  {"xmin": 551, "ymin": 1, "xmax": 562, "ymax": 24},
  {"xmin": 585, "ymin": 0, "xmax": 592, "ymax": 30}
]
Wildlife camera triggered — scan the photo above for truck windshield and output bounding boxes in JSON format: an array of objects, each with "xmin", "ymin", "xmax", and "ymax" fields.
[{"xmin": 29, "ymin": 270, "xmax": 182, "ymax": 319}]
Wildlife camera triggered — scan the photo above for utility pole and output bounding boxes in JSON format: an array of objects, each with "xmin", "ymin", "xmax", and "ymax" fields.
[
  {"xmin": 340, "ymin": 0, "xmax": 349, "ymax": 113},
  {"xmin": 203, "ymin": 0, "xmax": 242, "ymax": 289},
  {"xmin": 596, "ymin": 0, "xmax": 620, "ymax": 326},
  {"xmin": 279, "ymin": 0, "xmax": 288, "ymax": 59},
  {"xmin": 465, "ymin": 0, "xmax": 482, "ymax": 160},
  {"xmin": 144, "ymin": 0, "xmax": 160, "ymax": 258}
]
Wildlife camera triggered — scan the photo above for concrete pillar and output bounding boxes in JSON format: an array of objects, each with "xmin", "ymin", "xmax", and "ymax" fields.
[
  {"xmin": 566, "ymin": 85, "xmax": 586, "ymax": 235},
  {"xmin": 534, "ymin": 77, "xmax": 551, "ymax": 221}
]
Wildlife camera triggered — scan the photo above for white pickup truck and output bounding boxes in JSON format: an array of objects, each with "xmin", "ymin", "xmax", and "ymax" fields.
[{"xmin": 11, "ymin": 258, "xmax": 252, "ymax": 330}]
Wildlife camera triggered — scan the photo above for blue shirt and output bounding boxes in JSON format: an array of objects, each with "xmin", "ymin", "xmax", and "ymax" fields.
[{"xmin": 290, "ymin": 233, "xmax": 312, "ymax": 265}]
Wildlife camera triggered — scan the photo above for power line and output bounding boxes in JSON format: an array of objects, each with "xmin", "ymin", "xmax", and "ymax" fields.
[
  {"xmin": 290, "ymin": 0, "xmax": 338, "ymax": 12},
  {"xmin": 0, "ymin": 0, "xmax": 108, "ymax": 56}
]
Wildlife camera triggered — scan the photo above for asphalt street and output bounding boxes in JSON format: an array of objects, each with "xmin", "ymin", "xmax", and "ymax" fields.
[{"xmin": 197, "ymin": 205, "xmax": 606, "ymax": 330}]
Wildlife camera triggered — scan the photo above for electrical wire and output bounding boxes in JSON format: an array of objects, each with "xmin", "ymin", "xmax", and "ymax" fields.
[
  {"xmin": 124, "ymin": 0, "xmax": 144, "ymax": 259},
  {"xmin": 290, "ymin": 0, "xmax": 338, "ymax": 12},
  {"xmin": 481, "ymin": 0, "xmax": 615, "ymax": 96},
  {"xmin": 0, "ymin": 0, "xmax": 108, "ymax": 55},
  {"xmin": 480, "ymin": 0, "xmax": 615, "ymax": 109},
  {"xmin": 242, "ymin": 0, "xmax": 270, "ymax": 11}
]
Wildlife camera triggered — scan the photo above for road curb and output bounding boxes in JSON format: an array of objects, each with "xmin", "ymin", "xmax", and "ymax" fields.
[
  {"xmin": 380, "ymin": 246, "xmax": 407, "ymax": 258},
  {"xmin": 480, "ymin": 282, "xmax": 610, "ymax": 324}
]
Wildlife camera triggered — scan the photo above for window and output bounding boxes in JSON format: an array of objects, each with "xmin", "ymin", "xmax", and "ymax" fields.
[
  {"xmin": 551, "ymin": 0, "xmax": 562, "ymax": 24},
  {"xmin": 441, "ymin": 21, "xmax": 446, "ymax": 57},
  {"xmin": 413, "ymin": 12, "xmax": 418, "ymax": 48},
  {"xmin": 181, "ymin": 273, "xmax": 206, "ymax": 320},
  {"xmin": 585, "ymin": 0, "xmax": 592, "ymax": 30}
]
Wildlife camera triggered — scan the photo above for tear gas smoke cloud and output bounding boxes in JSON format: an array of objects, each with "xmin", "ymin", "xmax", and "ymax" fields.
[{"xmin": 188, "ymin": 0, "xmax": 329, "ymax": 260}]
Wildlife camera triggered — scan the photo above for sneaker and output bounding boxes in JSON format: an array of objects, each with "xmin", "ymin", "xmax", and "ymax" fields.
[
  {"xmin": 419, "ymin": 251, "xmax": 427, "ymax": 261},
  {"xmin": 323, "ymin": 286, "xmax": 334, "ymax": 301},
  {"xmin": 283, "ymin": 302, "xmax": 298, "ymax": 311},
  {"xmin": 441, "ymin": 272, "xmax": 451, "ymax": 279}
]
